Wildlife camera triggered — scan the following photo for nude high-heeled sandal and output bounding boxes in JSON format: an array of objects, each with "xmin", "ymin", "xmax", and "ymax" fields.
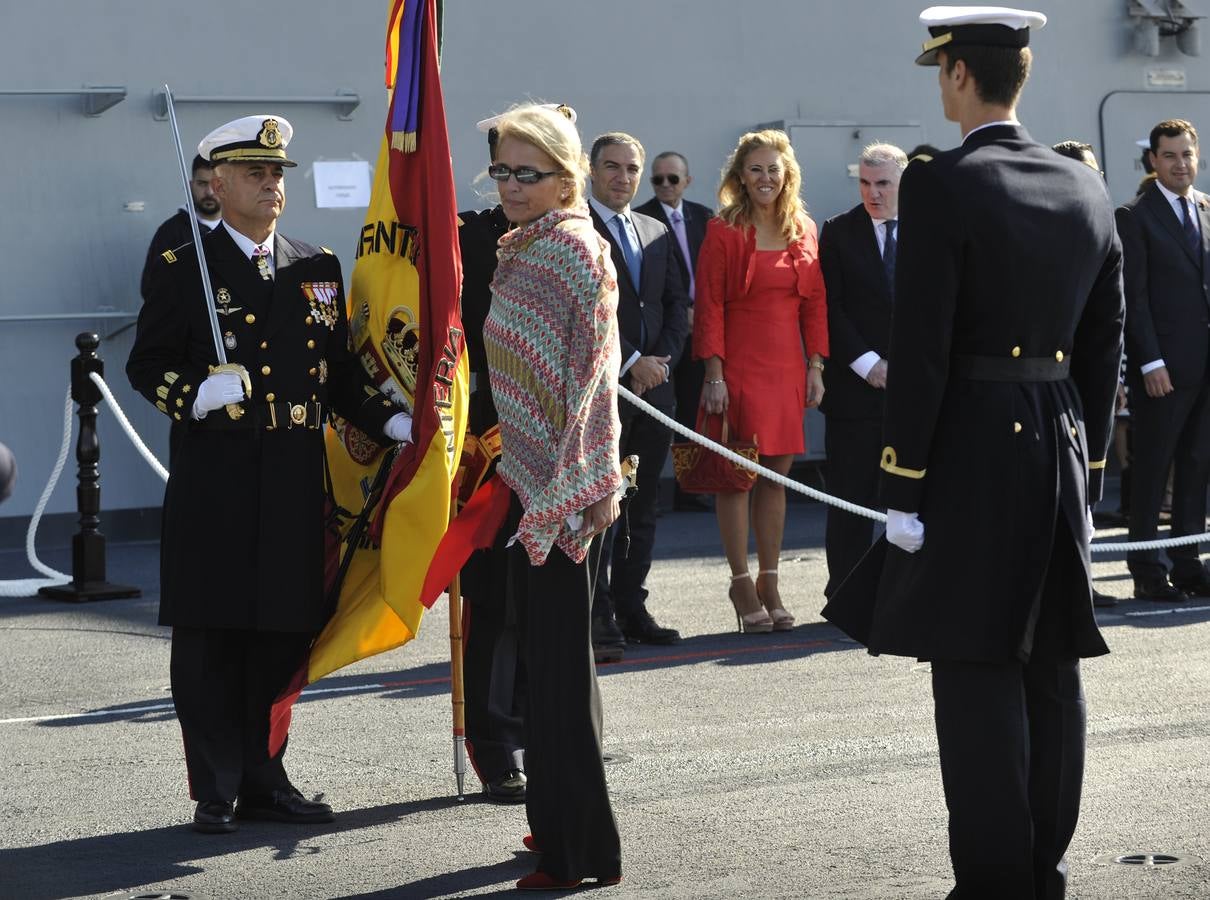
[
  {"xmin": 756, "ymin": 569, "xmax": 795, "ymax": 631},
  {"xmin": 729, "ymin": 572, "xmax": 774, "ymax": 633}
]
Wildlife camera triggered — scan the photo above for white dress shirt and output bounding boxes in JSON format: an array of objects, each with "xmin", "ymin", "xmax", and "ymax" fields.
[{"xmin": 221, "ymin": 220, "xmax": 276, "ymax": 277}]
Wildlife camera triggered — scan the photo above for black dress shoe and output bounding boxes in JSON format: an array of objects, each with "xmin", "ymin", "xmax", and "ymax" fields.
[
  {"xmin": 617, "ymin": 609, "xmax": 681, "ymax": 645},
  {"xmin": 1172, "ymin": 571, "xmax": 1210, "ymax": 597},
  {"xmin": 1092, "ymin": 589, "xmax": 1118, "ymax": 608},
  {"xmin": 484, "ymin": 769, "xmax": 527, "ymax": 804},
  {"xmin": 591, "ymin": 615, "xmax": 626, "ymax": 663},
  {"xmin": 236, "ymin": 786, "xmax": 334, "ymax": 824},
  {"xmin": 1133, "ymin": 576, "xmax": 1188, "ymax": 603},
  {"xmin": 193, "ymin": 800, "xmax": 237, "ymax": 834}
]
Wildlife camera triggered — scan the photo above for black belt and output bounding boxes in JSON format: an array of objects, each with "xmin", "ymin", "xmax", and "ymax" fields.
[
  {"xmin": 951, "ymin": 354, "xmax": 1070, "ymax": 382},
  {"xmin": 260, "ymin": 400, "xmax": 324, "ymax": 430}
]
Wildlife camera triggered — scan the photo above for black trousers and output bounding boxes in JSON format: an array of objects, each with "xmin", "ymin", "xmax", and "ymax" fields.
[
  {"xmin": 503, "ymin": 494, "xmax": 622, "ymax": 881},
  {"xmin": 595, "ymin": 402, "xmax": 672, "ymax": 620},
  {"xmin": 930, "ymin": 542, "xmax": 1088, "ymax": 900},
  {"xmin": 1127, "ymin": 379, "xmax": 1210, "ymax": 579},
  {"xmin": 823, "ymin": 417, "xmax": 883, "ymax": 597},
  {"xmin": 170, "ymin": 626, "xmax": 313, "ymax": 802},
  {"xmin": 672, "ymin": 334, "xmax": 704, "ymax": 501},
  {"xmin": 462, "ymin": 545, "xmax": 527, "ymax": 784}
]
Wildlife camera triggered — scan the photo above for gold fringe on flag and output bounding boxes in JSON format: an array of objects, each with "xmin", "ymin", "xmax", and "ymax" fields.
[{"xmin": 391, "ymin": 130, "xmax": 418, "ymax": 154}]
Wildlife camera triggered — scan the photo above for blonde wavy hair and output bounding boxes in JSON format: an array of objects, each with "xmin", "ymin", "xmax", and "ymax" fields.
[
  {"xmin": 716, "ymin": 130, "xmax": 806, "ymax": 242},
  {"xmin": 494, "ymin": 103, "xmax": 588, "ymax": 209}
]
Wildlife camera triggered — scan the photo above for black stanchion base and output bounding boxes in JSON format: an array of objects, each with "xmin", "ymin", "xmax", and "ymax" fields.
[{"xmin": 38, "ymin": 582, "xmax": 141, "ymax": 603}]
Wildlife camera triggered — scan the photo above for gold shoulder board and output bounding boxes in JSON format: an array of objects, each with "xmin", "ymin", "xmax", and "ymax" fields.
[{"xmin": 161, "ymin": 249, "xmax": 177, "ymax": 263}]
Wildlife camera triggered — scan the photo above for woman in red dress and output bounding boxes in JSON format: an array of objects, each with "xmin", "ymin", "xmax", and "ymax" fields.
[{"xmin": 694, "ymin": 130, "xmax": 828, "ymax": 633}]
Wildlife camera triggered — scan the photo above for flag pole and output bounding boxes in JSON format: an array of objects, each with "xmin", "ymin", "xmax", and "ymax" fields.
[{"xmin": 448, "ymin": 475, "xmax": 467, "ymax": 800}]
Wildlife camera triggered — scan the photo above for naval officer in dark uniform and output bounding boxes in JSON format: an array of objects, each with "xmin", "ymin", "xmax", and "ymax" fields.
[
  {"xmin": 128, "ymin": 115, "xmax": 412, "ymax": 834},
  {"xmin": 823, "ymin": 8, "xmax": 1124, "ymax": 898},
  {"xmin": 453, "ymin": 110, "xmax": 539, "ymax": 804}
]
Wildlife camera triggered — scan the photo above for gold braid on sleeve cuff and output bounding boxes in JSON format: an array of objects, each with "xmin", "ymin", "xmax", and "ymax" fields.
[
  {"xmin": 881, "ymin": 446, "xmax": 926, "ymax": 480},
  {"xmin": 154, "ymin": 370, "xmax": 193, "ymax": 422},
  {"xmin": 1088, "ymin": 459, "xmax": 1107, "ymax": 470}
]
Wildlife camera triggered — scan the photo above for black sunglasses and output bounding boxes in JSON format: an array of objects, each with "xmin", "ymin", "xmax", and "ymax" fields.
[
  {"xmin": 488, "ymin": 164, "xmax": 561, "ymax": 185},
  {"xmin": 650, "ymin": 174, "xmax": 681, "ymax": 187}
]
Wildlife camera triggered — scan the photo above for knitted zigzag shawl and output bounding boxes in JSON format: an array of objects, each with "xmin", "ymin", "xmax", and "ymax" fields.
[{"xmin": 484, "ymin": 206, "xmax": 622, "ymax": 565}]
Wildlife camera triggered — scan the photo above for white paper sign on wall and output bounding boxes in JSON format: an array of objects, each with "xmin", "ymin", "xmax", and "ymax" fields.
[{"xmin": 313, "ymin": 160, "xmax": 372, "ymax": 209}]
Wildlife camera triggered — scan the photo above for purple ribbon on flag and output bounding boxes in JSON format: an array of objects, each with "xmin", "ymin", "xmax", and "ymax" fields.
[{"xmin": 390, "ymin": 0, "xmax": 426, "ymax": 152}]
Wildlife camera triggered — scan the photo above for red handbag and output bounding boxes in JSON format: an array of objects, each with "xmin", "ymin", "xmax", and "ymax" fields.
[{"xmin": 670, "ymin": 412, "xmax": 759, "ymax": 494}]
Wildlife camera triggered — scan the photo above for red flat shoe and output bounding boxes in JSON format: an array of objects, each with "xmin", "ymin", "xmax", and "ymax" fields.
[
  {"xmin": 522, "ymin": 834, "xmax": 540, "ymax": 852},
  {"xmin": 515, "ymin": 871, "xmax": 622, "ymax": 891},
  {"xmin": 516, "ymin": 872, "xmax": 579, "ymax": 891}
]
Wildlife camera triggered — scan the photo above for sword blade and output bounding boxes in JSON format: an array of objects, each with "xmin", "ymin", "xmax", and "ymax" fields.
[{"xmin": 162, "ymin": 84, "xmax": 226, "ymax": 366}]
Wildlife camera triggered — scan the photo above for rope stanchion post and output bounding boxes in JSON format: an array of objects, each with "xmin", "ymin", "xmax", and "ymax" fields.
[{"xmin": 39, "ymin": 334, "xmax": 141, "ymax": 602}]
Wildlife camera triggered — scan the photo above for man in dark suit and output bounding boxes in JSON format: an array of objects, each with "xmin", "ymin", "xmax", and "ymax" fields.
[
  {"xmin": 818, "ymin": 142, "xmax": 906, "ymax": 597},
  {"xmin": 140, "ymin": 154, "xmax": 222, "ymax": 301},
  {"xmin": 128, "ymin": 116, "xmax": 410, "ymax": 835},
  {"xmin": 587, "ymin": 132, "xmax": 690, "ymax": 658},
  {"xmin": 1117, "ymin": 118, "xmax": 1210, "ymax": 601},
  {"xmin": 635, "ymin": 152, "xmax": 713, "ymax": 511},
  {"xmin": 823, "ymin": 9, "xmax": 1124, "ymax": 897}
]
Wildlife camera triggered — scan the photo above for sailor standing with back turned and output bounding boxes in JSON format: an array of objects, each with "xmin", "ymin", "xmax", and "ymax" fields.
[{"xmin": 824, "ymin": 8, "xmax": 1124, "ymax": 897}]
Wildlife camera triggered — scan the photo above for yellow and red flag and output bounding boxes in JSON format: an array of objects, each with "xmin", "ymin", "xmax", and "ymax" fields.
[{"xmin": 271, "ymin": 0, "xmax": 466, "ymax": 753}]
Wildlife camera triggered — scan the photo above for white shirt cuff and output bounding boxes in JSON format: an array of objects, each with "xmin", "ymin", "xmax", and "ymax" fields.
[
  {"xmin": 851, "ymin": 351, "xmax": 882, "ymax": 381},
  {"xmin": 1140, "ymin": 359, "xmax": 1166, "ymax": 375},
  {"xmin": 620, "ymin": 350, "xmax": 642, "ymax": 375}
]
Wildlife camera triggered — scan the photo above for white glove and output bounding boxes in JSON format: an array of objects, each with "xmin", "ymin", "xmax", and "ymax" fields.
[
  {"xmin": 383, "ymin": 412, "xmax": 413, "ymax": 443},
  {"xmin": 192, "ymin": 371, "xmax": 246, "ymax": 420},
  {"xmin": 886, "ymin": 509, "xmax": 925, "ymax": 553},
  {"xmin": 1087, "ymin": 506, "xmax": 1095, "ymax": 536}
]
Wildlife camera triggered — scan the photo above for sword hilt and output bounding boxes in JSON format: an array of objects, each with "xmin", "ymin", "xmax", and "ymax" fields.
[{"xmin": 209, "ymin": 362, "xmax": 252, "ymax": 421}]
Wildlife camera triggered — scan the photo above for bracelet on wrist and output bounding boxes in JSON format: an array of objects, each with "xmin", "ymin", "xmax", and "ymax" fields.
[
  {"xmin": 705, "ymin": 379, "xmax": 725, "ymax": 385},
  {"xmin": 808, "ymin": 359, "xmax": 825, "ymax": 372}
]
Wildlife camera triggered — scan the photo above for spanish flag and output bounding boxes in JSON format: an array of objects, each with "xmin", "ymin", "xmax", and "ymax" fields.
[{"xmin": 270, "ymin": 0, "xmax": 466, "ymax": 754}]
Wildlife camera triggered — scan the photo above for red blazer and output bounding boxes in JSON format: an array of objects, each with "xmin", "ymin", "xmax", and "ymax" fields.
[{"xmin": 692, "ymin": 216, "xmax": 829, "ymax": 362}]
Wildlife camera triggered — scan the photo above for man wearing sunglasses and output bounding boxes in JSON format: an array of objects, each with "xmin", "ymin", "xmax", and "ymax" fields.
[
  {"xmin": 587, "ymin": 132, "xmax": 690, "ymax": 656},
  {"xmin": 635, "ymin": 152, "xmax": 714, "ymax": 513}
]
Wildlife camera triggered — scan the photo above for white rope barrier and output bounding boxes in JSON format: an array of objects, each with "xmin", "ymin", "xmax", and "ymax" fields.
[
  {"xmin": 0, "ymin": 373, "xmax": 1202, "ymax": 600},
  {"xmin": 88, "ymin": 373, "xmax": 169, "ymax": 484},
  {"xmin": 0, "ymin": 377, "xmax": 167, "ymax": 598},
  {"xmin": 616, "ymin": 384, "xmax": 1210, "ymax": 556},
  {"xmin": 0, "ymin": 388, "xmax": 74, "ymax": 597}
]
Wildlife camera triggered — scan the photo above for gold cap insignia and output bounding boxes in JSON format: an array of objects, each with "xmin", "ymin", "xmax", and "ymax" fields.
[{"xmin": 258, "ymin": 119, "xmax": 282, "ymax": 149}]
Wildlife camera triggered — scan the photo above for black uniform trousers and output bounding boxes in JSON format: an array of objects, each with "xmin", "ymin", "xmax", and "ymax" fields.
[
  {"xmin": 170, "ymin": 626, "xmax": 313, "ymax": 803},
  {"xmin": 1126, "ymin": 377, "xmax": 1210, "ymax": 580},
  {"xmin": 823, "ymin": 417, "xmax": 883, "ymax": 597},
  {"xmin": 595, "ymin": 399, "xmax": 672, "ymax": 621},
  {"xmin": 462, "ymin": 547, "xmax": 528, "ymax": 784},
  {"xmin": 930, "ymin": 520, "xmax": 1087, "ymax": 900},
  {"xmin": 500, "ymin": 494, "xmax": 622, "ymax": 882}
]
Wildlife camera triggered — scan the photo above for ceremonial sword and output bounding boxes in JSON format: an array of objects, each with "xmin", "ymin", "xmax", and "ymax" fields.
[{"xmin": 162, "ymin": 83, "xmax": 250, "ymax": 420}]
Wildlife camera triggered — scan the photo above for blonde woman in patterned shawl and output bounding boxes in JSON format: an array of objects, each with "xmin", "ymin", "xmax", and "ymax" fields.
[{"xmin": 480, "ymin": 103, "xmax": 624, "ymax": 891}]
